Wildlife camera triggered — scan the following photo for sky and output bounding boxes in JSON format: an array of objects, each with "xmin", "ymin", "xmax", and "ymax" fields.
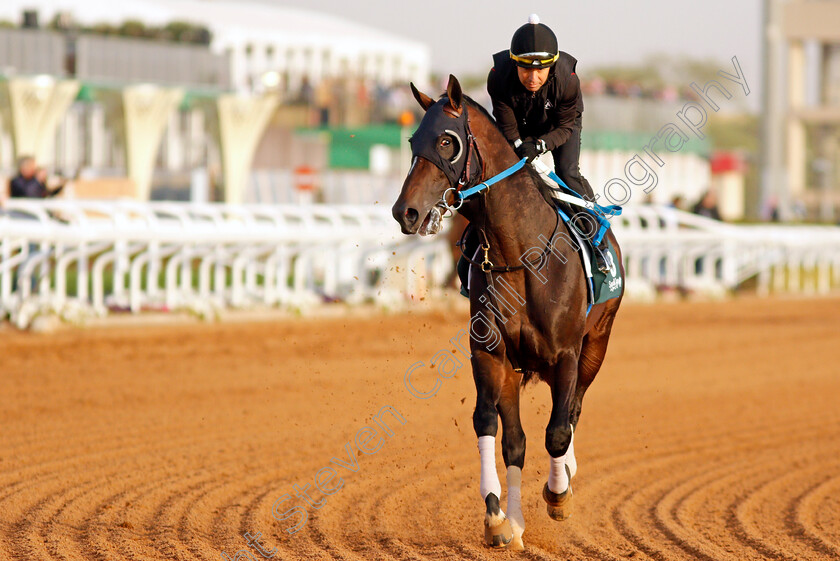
[{"xmin": 268, "ymin": 0, "xmax": 763, "ymax": 105}]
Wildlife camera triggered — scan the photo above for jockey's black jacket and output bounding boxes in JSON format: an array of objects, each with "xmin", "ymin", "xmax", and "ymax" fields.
[{"xmin": 486, "ymin": 50, "xmax": 583, "ymax": 152}]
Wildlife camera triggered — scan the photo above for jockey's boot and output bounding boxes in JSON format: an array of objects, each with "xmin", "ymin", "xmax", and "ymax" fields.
[{"xmin": 594, "ymin": 240, "xmax": 611, "ymax": 273}]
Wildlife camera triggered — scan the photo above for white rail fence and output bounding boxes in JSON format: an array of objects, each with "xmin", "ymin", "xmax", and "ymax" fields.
[
  {"xmin": 616, "ymin": 206, "xmax": 840, "ymax": 300},
  {"xmin": 0, "ymin": 200, "xmax": 450, "ymax": 328},
  {"xmin": 1, "ymin": 201, "xmax": 840, "ymax": 328}
]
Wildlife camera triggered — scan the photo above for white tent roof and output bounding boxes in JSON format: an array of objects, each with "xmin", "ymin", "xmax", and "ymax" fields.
[{"xmin": 0, "ymin": 0, "xmax": 428, "ymax": 54}]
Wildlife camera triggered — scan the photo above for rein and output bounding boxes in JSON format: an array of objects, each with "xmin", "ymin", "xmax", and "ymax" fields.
[
  {"xmin": 415, "ymin": 102, "xmax": 564, "ymax": 277},
  {"xmin": 437, "ymin": 104, "xmax": 527, "ymax": 215},
  {"xmin": 440, "ymin": 150, "xmax": 527, "ymax": 214},
  {"xmin": 458, "ymin": 158, "xmax": 528, "ymax": 201},
  {"xmin": 435, "ymin": 107, "xmax": 560, "ymax": 274}
]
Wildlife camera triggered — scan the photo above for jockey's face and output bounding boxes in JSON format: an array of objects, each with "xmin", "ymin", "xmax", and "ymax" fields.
[{"xmin": 517, "ymin": 66, "xmax": 550, "ymax": 92}]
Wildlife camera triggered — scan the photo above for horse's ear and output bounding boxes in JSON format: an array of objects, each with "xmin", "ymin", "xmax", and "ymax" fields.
[
  {"xmin": 410, "ymin": 82, "xmax": 435, "ymax": 111},
  {"xmin": 446, "ymin": 74, "xmax": 463, "ymax": 115}
]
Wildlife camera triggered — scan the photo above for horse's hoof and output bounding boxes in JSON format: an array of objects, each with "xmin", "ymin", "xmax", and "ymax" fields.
[
  {"xmin": 507, "ymin": 534, "xmax": 525, "ymax": 551},
  {"xmin": 542, "ymin": 480, "xmax": 573, "ymax": 521},
  {"xmin": 484, "ymin": 516, "xmax": 513, "ymax": 548}
]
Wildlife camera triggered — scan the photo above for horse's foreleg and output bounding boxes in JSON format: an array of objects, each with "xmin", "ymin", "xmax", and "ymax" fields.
[
  {"xmin": 566, "ymin": 424, "xmax": 577, "ymax": 478},
  {"xmin": 473, "ymin": 356, "xmax": 512, "ymax": 548},
  {"xmin": 543, "ymin": 353, "xmax": 578, "ymax": 521},
  {"xmin": 498, "ymin": 375, "xmax": 526, "ymax": 550}
]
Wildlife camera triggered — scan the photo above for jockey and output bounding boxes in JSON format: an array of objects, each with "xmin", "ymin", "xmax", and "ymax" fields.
[{"xmin": 486, "ymin": 14, "xmax": 610, "ymax": 272}]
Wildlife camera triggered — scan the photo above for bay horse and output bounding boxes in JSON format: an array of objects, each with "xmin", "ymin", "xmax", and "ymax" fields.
[{"xmin": 392, "ymin": 75, "xmax": 623, "ymax": 551}]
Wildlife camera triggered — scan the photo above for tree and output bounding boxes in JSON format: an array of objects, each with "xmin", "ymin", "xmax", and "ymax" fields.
[{"xmin": 119, "ymin": 20, "xmax": 149, "ymax": 39}]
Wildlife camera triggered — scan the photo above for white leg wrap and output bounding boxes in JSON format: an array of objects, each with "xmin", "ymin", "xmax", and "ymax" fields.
[
  {"xmin": 548, "ymin": 453, "xmax": 569, "ymax": 494},
  {"xmin": 506, "ymin": 467, "xmax": 525, "ymax": 538},
  {"xmin": 566, "ymin": 426, "xmax": 577, "ymax": 478},
  {"xmin": 478, "ymin": 436, "xmax": 502, "ymax": 500}
]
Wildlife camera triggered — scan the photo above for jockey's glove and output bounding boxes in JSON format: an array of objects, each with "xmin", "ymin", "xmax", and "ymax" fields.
[{"xmin": 515, "ymin": 137, "xmax": 547, "ymax": 163}]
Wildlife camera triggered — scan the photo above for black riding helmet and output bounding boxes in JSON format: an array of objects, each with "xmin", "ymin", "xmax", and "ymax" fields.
[{"xmin": 509, "ymin": 14, "xmax": 559, "ymax": 69}]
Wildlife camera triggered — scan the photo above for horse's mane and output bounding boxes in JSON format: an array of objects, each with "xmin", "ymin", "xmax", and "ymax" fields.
[{"xmin": 463, "ymin": 95, "xmax": 497, "ymax": 129}]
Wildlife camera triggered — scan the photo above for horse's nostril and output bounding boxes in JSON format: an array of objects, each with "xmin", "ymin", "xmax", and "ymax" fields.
[{"xmin": 404, "ymin": 208, "xmax": 419, "ymax": 224}]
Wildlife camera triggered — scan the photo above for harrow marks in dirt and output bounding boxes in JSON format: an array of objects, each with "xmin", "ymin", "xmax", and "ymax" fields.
[{"xmin": 1, "ymin": 297, "xmax": 839, "ymax": 560}]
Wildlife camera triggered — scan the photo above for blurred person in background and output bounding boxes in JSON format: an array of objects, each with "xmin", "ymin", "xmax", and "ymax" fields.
[
  {"xmin": 6, "ymin": 157, "xmax": 64, "ymax": 293},
  {"xmin": 762, "ymin": 195, "xmax": 781, "ymax": 222},
  {"xmin": 9, "ymin": 156, "xmax": 63, "ymax": 199},
  {"xmin": 692, "ymin": 190, "xmax": 722, "ymax": 221},
  {"xmin": 669, "ymin": 195, "xmax": 686, "ymax": 210}
]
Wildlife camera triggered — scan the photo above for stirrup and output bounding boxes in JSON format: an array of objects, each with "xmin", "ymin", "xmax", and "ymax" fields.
[{"xmin": 595, "ymin": 248, "xmax": 610, "ymax": 273}]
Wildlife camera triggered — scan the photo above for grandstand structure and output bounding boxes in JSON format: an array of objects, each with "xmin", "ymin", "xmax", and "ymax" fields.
[
  {"xmin": 763, "ymin": 0, "xmax": 840, "ymax": 221},
  {"xmin": 0, "ymin": 1, "xmax": 430, "ymax": 204}
]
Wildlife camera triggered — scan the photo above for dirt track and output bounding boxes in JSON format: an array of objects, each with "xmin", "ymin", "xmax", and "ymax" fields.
[{"xmin": 1, "ymin": 297, "xmax": 839, "ymax": 561}]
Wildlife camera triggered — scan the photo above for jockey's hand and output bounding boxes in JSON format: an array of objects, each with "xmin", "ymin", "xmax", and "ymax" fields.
[
  {"xmin": 515, "ymin": 137, "xmax": 548, "ymax": 163},
  {"xmin": 514, "ymin": 139, "xmax": 540, "ymax": 162}
]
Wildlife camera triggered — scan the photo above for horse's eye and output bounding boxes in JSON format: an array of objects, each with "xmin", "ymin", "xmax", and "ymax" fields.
[{"xmin": 436, "ymin": 134, "xmax": 456, "ymax": 160}]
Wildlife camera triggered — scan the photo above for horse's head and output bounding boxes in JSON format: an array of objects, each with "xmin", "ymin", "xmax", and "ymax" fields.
[{"xmin": 392, "ymin": 75, "xmax": 481, "ymax": 235}]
